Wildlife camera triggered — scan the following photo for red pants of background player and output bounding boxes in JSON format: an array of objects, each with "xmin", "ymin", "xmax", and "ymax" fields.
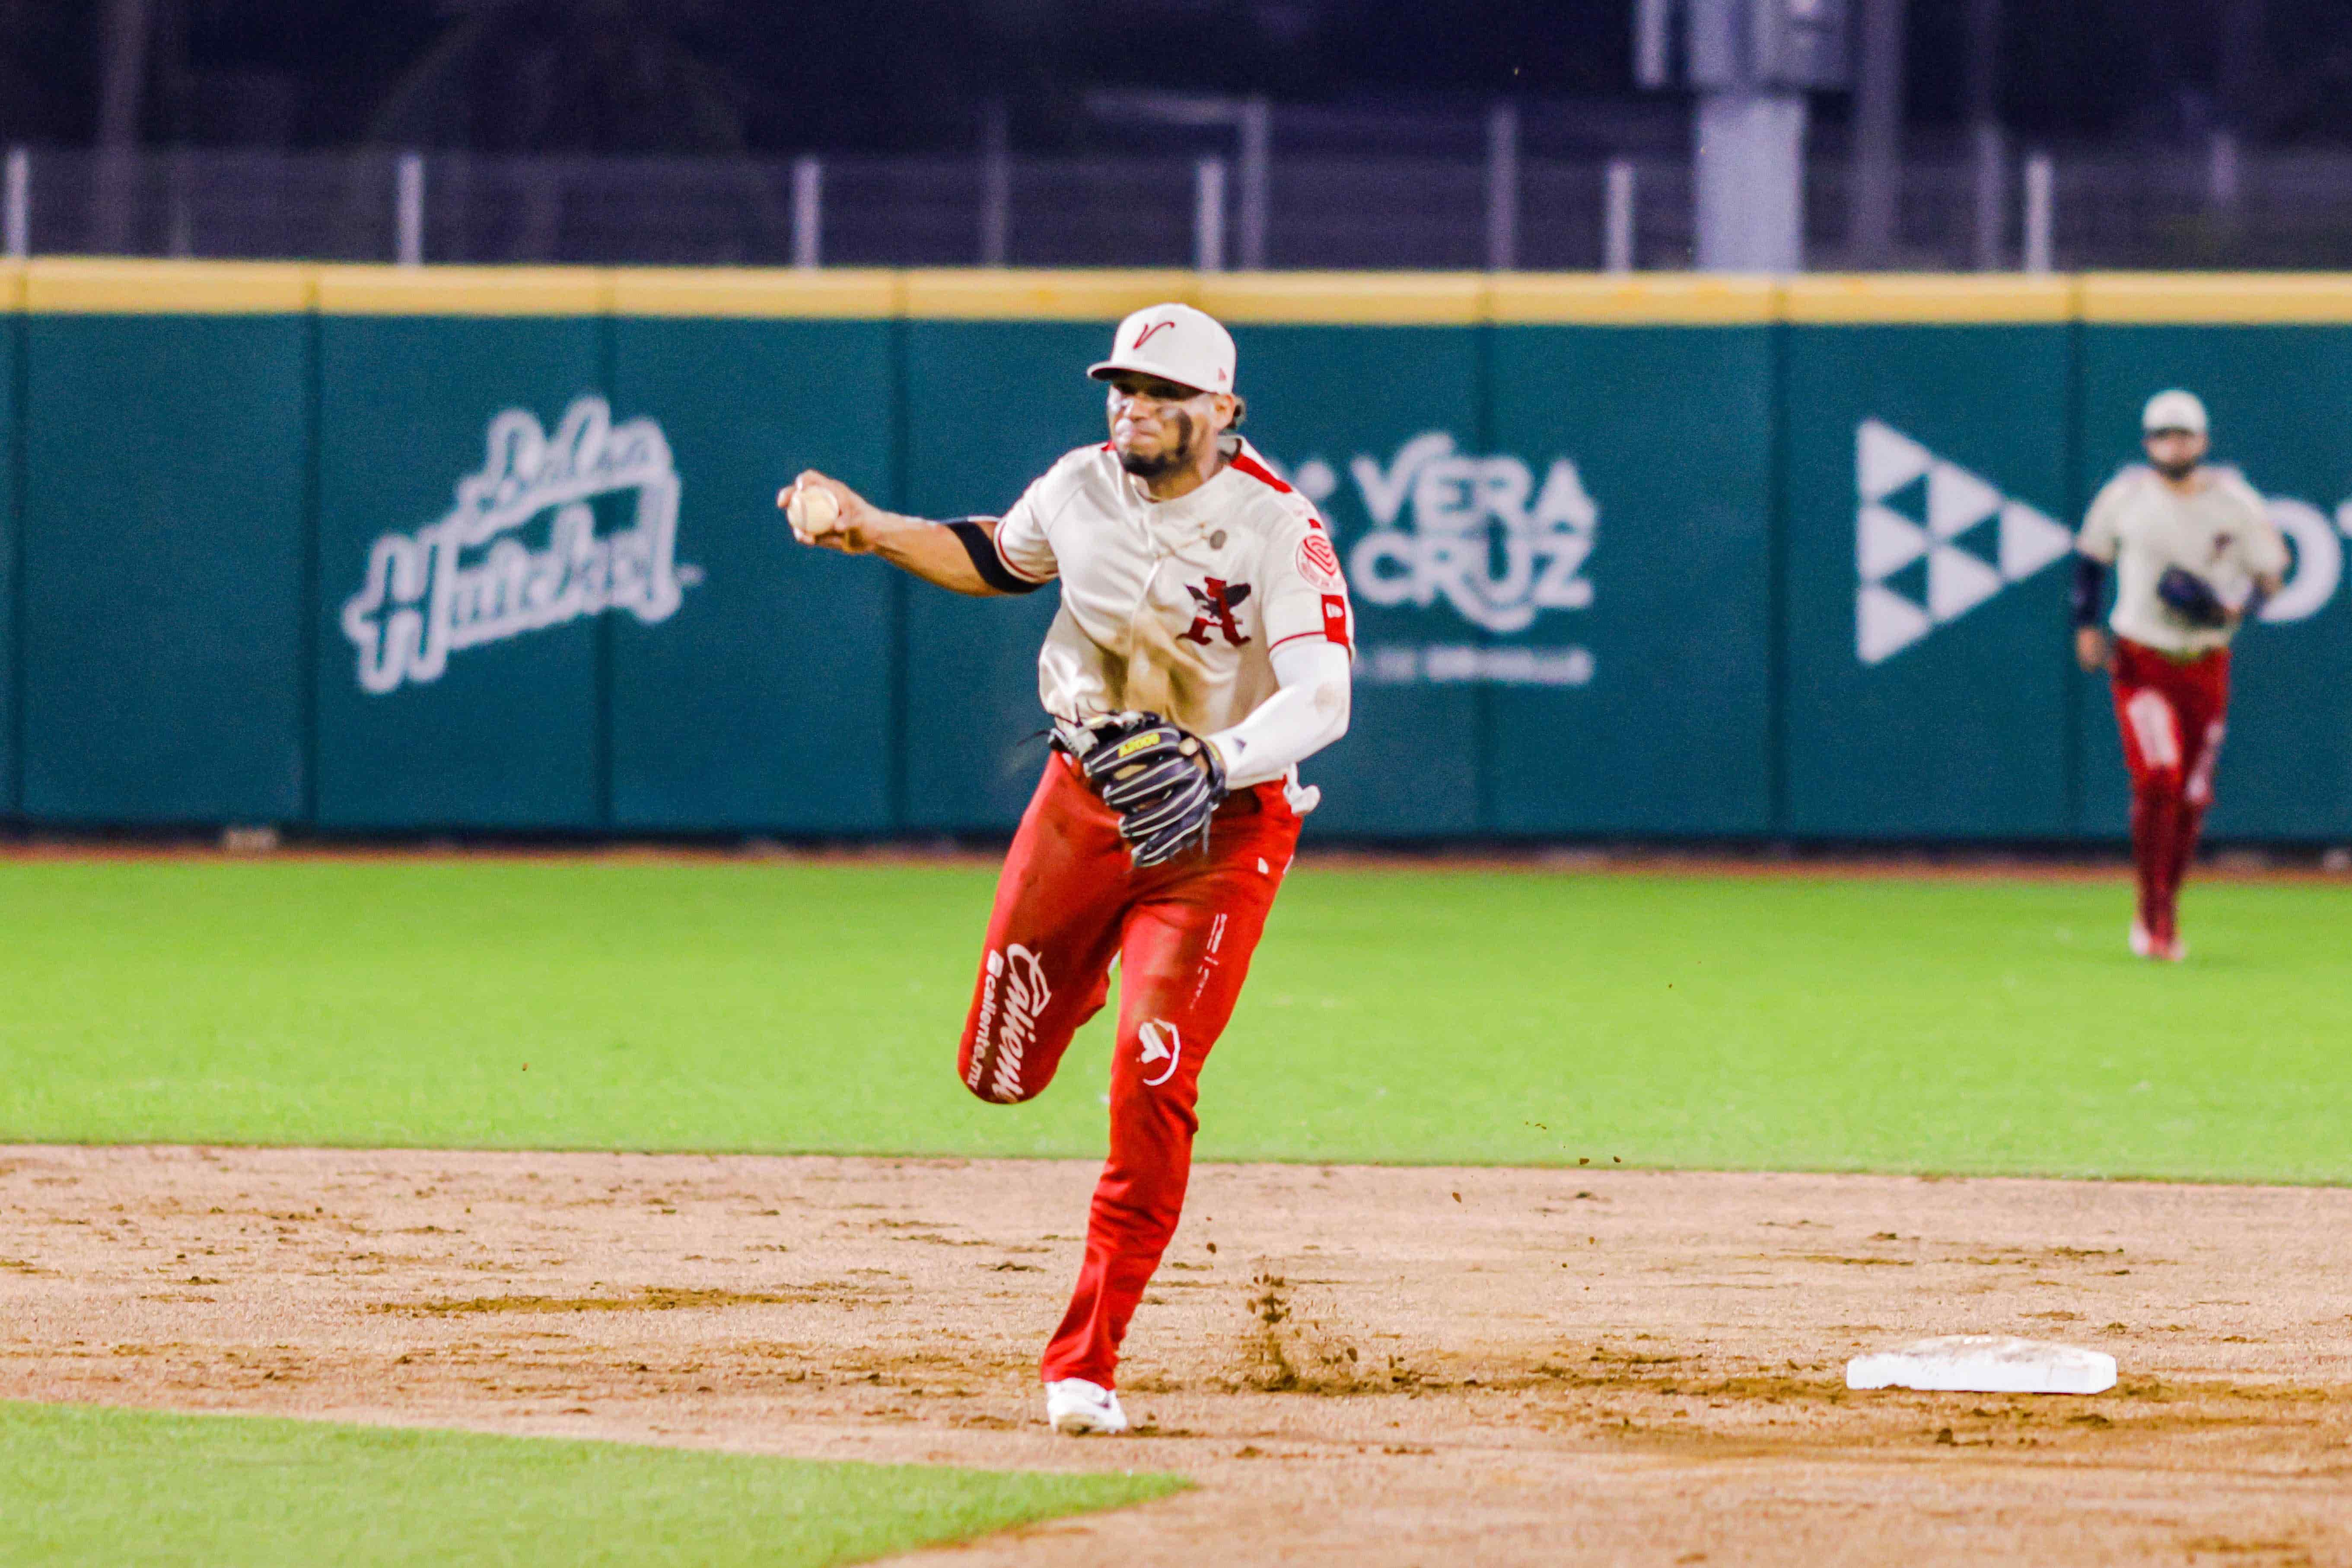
[
  {"xmin": 2110, "ymin": 638, "xmax": 2230, "ymax": 945},
  {"xmin": 958, "ymin": 755, "xmax": 1301, "ymax": 1389}
]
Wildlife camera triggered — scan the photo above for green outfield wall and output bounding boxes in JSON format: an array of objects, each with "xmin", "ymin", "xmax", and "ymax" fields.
[
  {"xmin": 0, "ymin": 267, "xmax": 16, "ymax": 816},
  {"xmin": 4, "ymin": 261, "xmax": 2350, "ymax": 842}
]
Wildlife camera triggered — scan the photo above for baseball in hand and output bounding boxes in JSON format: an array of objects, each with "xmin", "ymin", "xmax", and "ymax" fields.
[{"xmin": 782, "ymin": 480, "xmax": 843, "ymax": 542}]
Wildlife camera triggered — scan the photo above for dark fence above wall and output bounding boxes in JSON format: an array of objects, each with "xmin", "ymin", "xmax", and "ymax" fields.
[
  {"xmin": 19, "ymin": 138, "xmax": 2352, "ymax": 274},
  {"xmin": 4, "ymin": 261, "xmax": 2351, "ymax": 843}
]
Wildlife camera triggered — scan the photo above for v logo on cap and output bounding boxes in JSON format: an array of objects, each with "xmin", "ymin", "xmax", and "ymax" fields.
[{"xmin": 1089, "ymin": 303, "xmax": 1238, "ymax": 397}]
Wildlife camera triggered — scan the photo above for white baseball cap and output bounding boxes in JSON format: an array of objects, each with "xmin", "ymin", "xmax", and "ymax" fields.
[
  {"xmin": 1088, "ymin": 303, "xmax": 1237, "ymax": 396},
  {"xmin": 2142, "ymin": 388, "xmax": 2209, "ymax": 435}
]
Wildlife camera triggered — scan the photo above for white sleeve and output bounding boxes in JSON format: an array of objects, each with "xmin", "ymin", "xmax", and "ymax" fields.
[
  {"xmin": 988, "ymin": 477, "xmax": 1059, "ymax": 585},
  {"xmin": 2223, "ymin": 476, "xmax": 2290, "ymax": 578},
  {"xmin": 2076, "ymin": 474, "xmax": 2129, "ymax": 564},
  {"xmin": 1205, "ymin": 639, "xmax": 1351, "ymax": 789}
]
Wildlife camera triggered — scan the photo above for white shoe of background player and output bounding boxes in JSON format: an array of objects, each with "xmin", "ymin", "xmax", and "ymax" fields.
[
  {"xmin": 2130, "ymin": 921, "xmax": 2187, "ymax": 962},
  {"xmin": 1044, "ymin": 1378, "xmax": 1129, "ymax": 1436}
]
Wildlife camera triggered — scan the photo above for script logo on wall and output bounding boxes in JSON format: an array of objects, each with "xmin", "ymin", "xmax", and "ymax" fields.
[
  {"xmin": 341, "ymin": 396, "xmax": 695, "ymax": 695},
  {"xmin": 1278, "ymin": 432, "xmax": 1600, "ymax": 687}
]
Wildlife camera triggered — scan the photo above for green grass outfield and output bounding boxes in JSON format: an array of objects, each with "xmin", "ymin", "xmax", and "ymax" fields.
[
  {"xmin": 1, "ymin": 856, "xmax": 2346, "ymax": 1183},
  {"xmin": 0, "ymin": 1400, "xmax": 1181, "ymax": 1567}
]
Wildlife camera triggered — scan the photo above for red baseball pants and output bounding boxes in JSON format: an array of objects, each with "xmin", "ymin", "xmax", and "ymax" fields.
[
  {"xmin": 958, "ymin": 755, "xmax": 1302, "ymax": 1390},
  {"xmin": 2110, "ymin": 638, "xmax": 2230, "ymax": 944}
]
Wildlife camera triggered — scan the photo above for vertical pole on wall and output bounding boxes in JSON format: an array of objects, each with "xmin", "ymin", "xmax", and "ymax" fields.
[
  {"xmin": 1667, "ymin": 0, "xmax": 1851, "ymax": 276},
  {"xmin": 3, "ymin": 149, "xmax": 26, "ymax": 258},
  {"xmin": 2207, "ymin": 129, "xmax": 2241, "ymax": 213},
  {"xmin": 1235, "ymin": 98, "xmax": 1269, "ymax": 270},
  {"xmin": 1970, "ymin": 123, "xmax": 2005, "ymax": 270},
  {"xmin": 442, "ymin": 150, "xmax": 472, "ymax": 263},
  {"xmin": 2206, "ymin": 128, "xmax": 2243, "ymax": 261},
  {"xmin": 1694, "ymin": 91, "xmax": 1808, "ymax": 273},
  {"xmin": 978, "ymin": 100, "xmax": 1010, "ymax": 267},
  {"xmin": 1846, "ymin": 0, "xmax": 1908, "ymax": 268},
  {"xmin": 1235, "ymin": 99, "xmax": 1270, "ymax": 270},
  {"xmin": 1966, "ymin": 0, "xmax": 2004, "ymax": 270},
  {"xmin": 94, "ymin": 0, "xmax": 153, "ymax": 253},
  {"xmin": 2022, "ymin": 152, "xmax": 2054, "ymax": 274},
  {"xmin": 1485, "ymin": 101, "xmax": 1519, "ymax": 271},
  {"xmin": 1604, "ymin": 158, "xmax": 1637, "ymax": 272},
  {"xmin": 395, "ymin": 150, "xmax": 424, "ymax": 266},
  {"xmin": 790, "ymin": 156, "xmax": 822, "ymax": 270},
  {"xmin": 1194, "ymin": 157, "xmax": 1227, "ymax": 273},
  {"xmin": 1634, "ymin": 0, "xmax": 1672, "ymax": 88},
  {"xmin": 165, "ymin": 146, "xmax": 193, "ymax": 258}
]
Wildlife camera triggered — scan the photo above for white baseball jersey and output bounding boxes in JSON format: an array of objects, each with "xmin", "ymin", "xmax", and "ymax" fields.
[
  {"xmin": 2077, "ymin": 465, "xmax": 2287, "ymax": 655},
  {"xmin": 990, "ymin": 435, "xmax": 1354, "ymax": 744}
]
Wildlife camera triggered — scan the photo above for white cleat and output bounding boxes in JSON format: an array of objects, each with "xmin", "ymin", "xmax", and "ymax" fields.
[
  {"xmin": 2130, "ymin": 922, "xmax": 2187, "ymax": 962},
  {"xmin": 1044, "ymin": 1378, "xmax": 1130, "ymax": 1436}
]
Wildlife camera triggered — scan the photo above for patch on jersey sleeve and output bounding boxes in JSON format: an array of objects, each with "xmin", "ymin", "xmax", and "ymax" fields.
[
  {"xmin": 1295, "ymin": 532, "xmax": 1345, "ymax": 592},
  {"xmin": 1321, "ymin": 593, "xmax": 1353, "ymax": 648}
]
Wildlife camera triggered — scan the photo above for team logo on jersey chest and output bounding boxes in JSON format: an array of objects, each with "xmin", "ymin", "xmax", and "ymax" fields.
[{"xmin": 1179, "ymin": 578, "xmax": 1252, "ymax": 647}]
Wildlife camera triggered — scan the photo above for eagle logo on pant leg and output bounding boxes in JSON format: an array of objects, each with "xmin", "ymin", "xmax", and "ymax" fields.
[{"xmin": 1136, "ymin": 1020, "xmax": 1183, "ymax": 1088}]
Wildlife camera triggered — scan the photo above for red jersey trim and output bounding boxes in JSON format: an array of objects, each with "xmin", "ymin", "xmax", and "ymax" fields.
[
  {"xmin": 991, "ymin": 528, "xmax": 1053, "ymax": 585},
  {"xmin": 1229, "ymin": 452, "xmax": 1293, "ymax": 493},
  {"xmin": 1319, "ymin": 594, "xmax": 1353, "ymax": 649}
]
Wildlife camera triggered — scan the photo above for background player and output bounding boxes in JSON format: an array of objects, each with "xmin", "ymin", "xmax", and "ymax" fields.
[
  {"xmin": 2072, "ymin": 389, "xmax": 2286, "ymax": 961},
  {"xmin": 777, "ymin": 304, "xmax": 1353, "ymax": 1434}
]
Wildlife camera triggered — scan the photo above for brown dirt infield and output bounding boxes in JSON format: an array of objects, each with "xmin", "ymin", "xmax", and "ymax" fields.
[{"xmin": 4, "ymin": 1146, "xmax": 2349, "ymax": 1566}]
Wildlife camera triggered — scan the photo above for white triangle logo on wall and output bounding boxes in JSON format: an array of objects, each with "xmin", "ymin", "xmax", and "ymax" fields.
[{"xmin": 1854, "ymin": 420, "xmax": 2075, "ymax": 665}]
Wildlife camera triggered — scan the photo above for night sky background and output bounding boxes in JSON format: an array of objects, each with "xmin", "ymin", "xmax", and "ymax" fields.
[{"xmin": 7, "ymin": 1, "xmax": 2352, "ymax": 155}]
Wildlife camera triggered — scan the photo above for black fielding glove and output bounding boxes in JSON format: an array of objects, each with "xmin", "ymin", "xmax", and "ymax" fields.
[
  {"xmin": 2156, "ymin": 566, "xmax": 2231, "ymax": 629},
  {"xmin": 1075, "ymin": 712, "xmax": 1229, "ymax": 867}
]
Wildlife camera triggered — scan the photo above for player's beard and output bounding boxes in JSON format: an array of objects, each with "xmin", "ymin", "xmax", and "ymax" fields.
[
  {"xmin": 2152, "ymin": 456, "xmax": 2199, "ymax": 481},
  {"xmin": 1117, "ymin": 410, "xmax": 1199, "ymax": 482}
]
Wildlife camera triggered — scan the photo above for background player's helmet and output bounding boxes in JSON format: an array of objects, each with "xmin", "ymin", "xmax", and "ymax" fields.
[
  {"xmin": 1088, "ymin": 303, "xmax": 1237, "ymax": 397},
  {"xmin": 2142, "ymin": 388, "xmax": 2209, "ymax": 436}
]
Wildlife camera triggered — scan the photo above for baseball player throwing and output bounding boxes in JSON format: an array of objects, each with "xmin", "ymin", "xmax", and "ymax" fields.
[
  {"xmin": 2072, "ymin": 389, "xmax": 2285, "ymax": 961},
  {"xmin": 780, "ymin": 304, "xmax": 1353, "ymax": 1434}
]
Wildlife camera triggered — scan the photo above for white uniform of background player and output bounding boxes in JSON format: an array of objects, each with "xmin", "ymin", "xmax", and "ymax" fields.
[{"xmin": 2072, "ymin": 388, "xmax": 2288, "ymax": 959}]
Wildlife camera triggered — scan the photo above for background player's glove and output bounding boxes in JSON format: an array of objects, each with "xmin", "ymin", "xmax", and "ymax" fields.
[
  {"xmin": 1076, "ymin": 713, "xmax": 1228, "ymax": 868},
  {"xmin": 2157, "ymin": 566, "xmax": 2231, "ymax": 628}
]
